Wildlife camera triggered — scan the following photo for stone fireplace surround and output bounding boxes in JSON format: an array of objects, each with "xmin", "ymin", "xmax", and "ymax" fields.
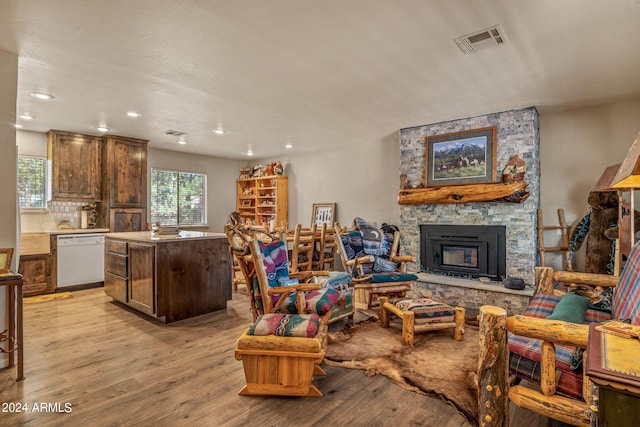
[{"xmin": 398, "ymin": 107, "xmax": 539, "ymax": 313}]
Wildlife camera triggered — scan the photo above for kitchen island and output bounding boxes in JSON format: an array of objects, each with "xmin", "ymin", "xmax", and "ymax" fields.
[{"xmin": 104, "ymin": 231, "xmax": 232, "ymax": 323}]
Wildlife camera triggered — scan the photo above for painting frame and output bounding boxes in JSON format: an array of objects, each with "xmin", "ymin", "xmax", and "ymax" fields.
[
  {"xmin": 424, "ymin": 126, "xmax": 497, "ymax": 187},
  {"xmin": 241, "ymin": 199, "xmax": 252, "ymax": 207},
  {"xmin": 311, "ymin": 203, "xmax": 336, "ymax": 227},
  {"xmin": 0, "ymin": 248, "xmax": 13, "ymax": 274}
]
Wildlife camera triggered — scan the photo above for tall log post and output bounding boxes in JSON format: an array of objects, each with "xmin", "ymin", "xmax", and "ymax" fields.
[
  {"xmin": 478, "ymin": 305, "xmax": 509, "ymax": 427},
  {"xmin": 534, "ymin": 266, "xmax": 554, "ymax": 294},
  {"xmin": 540, "ymin": 341, "xmax": 557, "ymax": 396}
]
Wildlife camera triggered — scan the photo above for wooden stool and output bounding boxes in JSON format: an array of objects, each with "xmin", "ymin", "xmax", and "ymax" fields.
[
  {"xmin": 234, "ymin": 313, "xmax": 328, "ymax": 397},
  {"xmin": 380, "ymin": 296, "xmax": 465, "ymax": 347}
]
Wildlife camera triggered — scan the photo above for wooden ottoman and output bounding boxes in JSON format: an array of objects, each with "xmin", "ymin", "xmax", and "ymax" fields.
[
  {"xmin": 380, "ymin": 296, "xmax": 465, "ymax": 347},
  {"xmin": 234, "ymin": 313, "xmax": 328, "ymax": 397}
]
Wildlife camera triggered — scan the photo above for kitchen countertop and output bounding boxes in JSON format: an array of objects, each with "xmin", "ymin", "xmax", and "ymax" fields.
[
  {"xmin": 105, "ymin": 230, "xmax": 226, "ymax": 243},
  {"xmin": 22, "ymin": 228, "xmax": 110, "ymax": 235}
]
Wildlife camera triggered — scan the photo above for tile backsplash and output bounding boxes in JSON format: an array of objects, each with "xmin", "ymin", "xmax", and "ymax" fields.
[{"xmin": 21, "ymin": 201, "xmax": 86, "ymax": 232}]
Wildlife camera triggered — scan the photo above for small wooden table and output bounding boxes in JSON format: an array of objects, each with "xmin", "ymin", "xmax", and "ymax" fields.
[
  {"xmin": 587, "ymin": 324, "xmax": 640, "ymax": 426},
  {"xmin": 0, "ymin": 272, "xmax": 24, "ymax": 381}
]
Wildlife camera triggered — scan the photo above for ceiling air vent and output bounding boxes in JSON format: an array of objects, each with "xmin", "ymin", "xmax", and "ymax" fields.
[
  {"xmin": 163, "ymin": 130, "xmax": 186, "ymax": 137},
  {"xmin": 454, "ymin": 24, "xmax": 508, "ymax": 54}
]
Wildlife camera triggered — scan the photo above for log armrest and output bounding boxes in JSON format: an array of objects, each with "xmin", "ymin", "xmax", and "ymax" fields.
[
  {"xmin": 389, "ymin": 255, "xmax": 415, "ymax": 263},
  {"xmin": 345, "ymin": 255, "xmax": 375, "ymax": 266}
]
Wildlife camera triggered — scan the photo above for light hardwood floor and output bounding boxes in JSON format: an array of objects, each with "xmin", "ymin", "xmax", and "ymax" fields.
[{"xmin": 0, "ymin": 288, "xmax": 550, "ymax": 426}]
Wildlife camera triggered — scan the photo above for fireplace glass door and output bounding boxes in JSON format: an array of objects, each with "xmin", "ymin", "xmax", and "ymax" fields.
[{"xmin": 420, "ymin": 224, "xmax": 505, "ymax": 280}]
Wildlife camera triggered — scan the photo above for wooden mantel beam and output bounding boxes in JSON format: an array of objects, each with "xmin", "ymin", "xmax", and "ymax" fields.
[{"xmin": 397, "ymin": 182, "xmax": 529, "ymax": 205}]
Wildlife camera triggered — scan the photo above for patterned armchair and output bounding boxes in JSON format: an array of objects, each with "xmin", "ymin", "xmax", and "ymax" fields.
[
  {"xmin": 234, "ymin": 238, "xmax": 340, "ymax": 397},
  {"xmin": 334, "ymin": 218, "xmax": 417, "ymax": 310},
  {"xmin": 479, "ymin": 241, "xmax": 640, "ymax": 426}
]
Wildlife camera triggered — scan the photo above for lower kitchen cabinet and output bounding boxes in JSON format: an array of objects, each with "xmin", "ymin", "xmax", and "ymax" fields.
[
  {"xmin": 104, "ymin": 232, "xmax": 231, "ymax": 323},
  {"xmin": 127, "ymin": 243, "xmax": 155, "ymax": 315},
  {"xmin": 19, "ymin": 254, "xmax": 54, "ymax": 296}
]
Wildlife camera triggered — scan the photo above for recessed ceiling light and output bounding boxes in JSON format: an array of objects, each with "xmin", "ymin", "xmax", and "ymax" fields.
[
  {"xmin": 96, "ymin": 126, "xmax": 110, "ymax": 132},
  {"xmin": 127, "ymin": 111, "xmax": 142, "ymax": 118},
  {"xmin": 20, "ymin": 114, "xmax": 35, "ymax": 120},
  {"xmin": 177, "ymin": 139, "xmax": 188, "ymax": 145},
  {"xmin": 30, "ymin": 92, "xmax": 55, "ymax": 100},
  {"xmin": 285, "ymin": 143, "xmax": 293, "ymax": 149},
  {"xmin": 213, "ymin": 129, "xmax": 225, "ymax": 135},
  {"xmin": 14, "ymin": 124, "xmax": 23, "ymax": 128}
]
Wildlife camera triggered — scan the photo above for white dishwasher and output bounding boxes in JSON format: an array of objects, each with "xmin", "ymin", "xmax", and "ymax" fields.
[{"xmin": 57, "ymin": 233, "xmax": 105, "ymax": 287}]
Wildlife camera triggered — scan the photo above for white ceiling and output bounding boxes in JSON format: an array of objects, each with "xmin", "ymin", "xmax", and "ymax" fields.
[{"xmin": 2, "ymin": 0, "xmax": 640, "ymax": 160}]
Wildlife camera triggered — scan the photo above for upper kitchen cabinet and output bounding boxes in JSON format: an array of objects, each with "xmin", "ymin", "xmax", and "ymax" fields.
[
  {"xmin": 102, "ymin": 135, "xmax": 148, "ymax": 208},
  {"xmin": 47, "ymin": 130, "xmax": 101, "ymax": 201},
  {"xmin": 100, "ymin": 135, "xmax": 148, "ymax": 232}
]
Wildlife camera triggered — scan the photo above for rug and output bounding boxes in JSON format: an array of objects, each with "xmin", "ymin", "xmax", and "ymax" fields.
[
  {"xmin": 24, "ymin": 292, "xmax": 74, "ymax": 304},
  {"xmin": 325, "ymin": 319, "xmax": 479, "ymax": 424}
]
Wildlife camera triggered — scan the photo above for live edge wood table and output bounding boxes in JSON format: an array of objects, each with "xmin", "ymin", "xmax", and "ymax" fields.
[
  {"xmin": 104, "ymin": 231, "xmax": 232, "ymax": 323},
  {"xmin": 586, "ymin": 324, "xmax": 640, "ymax": 427},
  {"xmin": 0, "ymin": 272, "xmax": 24, "ymax": 381}
]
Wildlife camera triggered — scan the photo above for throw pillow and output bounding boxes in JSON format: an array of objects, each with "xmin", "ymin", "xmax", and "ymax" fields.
[{"xmin": 546, "ymin": 293, "xmax": 590, "ymax": 324}]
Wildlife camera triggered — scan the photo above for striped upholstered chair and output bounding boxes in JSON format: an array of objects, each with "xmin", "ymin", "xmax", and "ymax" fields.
[{"xmin": 497, "ymin": 241, "xmax": 640, "ymax": 426}]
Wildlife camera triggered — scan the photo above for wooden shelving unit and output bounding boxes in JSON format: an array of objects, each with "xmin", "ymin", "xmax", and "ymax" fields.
[{"xmin": 236, "ymin": 175, "xmax": 288, "ymax": 228}]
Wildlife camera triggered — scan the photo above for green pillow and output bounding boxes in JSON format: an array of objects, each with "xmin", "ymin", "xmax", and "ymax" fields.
[{"xmin": 546, "ymin": 293, "xmax": 590, "ymax": 324}]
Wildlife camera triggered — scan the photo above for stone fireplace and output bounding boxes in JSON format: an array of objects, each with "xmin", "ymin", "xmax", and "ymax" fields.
[{"xmin": 398, "ymin": 107, "xmax": 540, "ymax": 313}]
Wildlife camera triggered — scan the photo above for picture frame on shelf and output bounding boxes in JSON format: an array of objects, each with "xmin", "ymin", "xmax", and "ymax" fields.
[
  {"xmin": 0, "ymin": 248, "xmax": 13, "ymax": 274},
  {"xmin": 241, "ymin": 199, "xmax": 252, "ymax": 207},
  {"xmin": 424, "ymin": 126, "xmax": 497, "ymax": 187},
  {"xmin": 311, "ymin": 203, "xmax": 336, "ymax": 227}
]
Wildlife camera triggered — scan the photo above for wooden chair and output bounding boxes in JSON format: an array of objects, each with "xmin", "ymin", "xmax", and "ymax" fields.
[
  {"xmin": 334, "ymin": 218, "xmax": 416, "ymax": 310},
  {"xmin": 224, "ymin": 217, "xmax": 283, "ymax": 321},
  {"xmin": 477, "ymin": 258, "xmax": 633, "ymax": 426},
  {"xmin": 313, "ymin": 223, "xmax": 337, "ymax": 271},
  {"xmin": 290, "ymin": 223, "xmax": 316, "ymax": 273},
  {"xmin": 234, "ymin": 238, "xmax": 339, "ymax": 397},
  {"xmin": 379, "ymin": 295, "xmax": 465, "ymax": 347}
]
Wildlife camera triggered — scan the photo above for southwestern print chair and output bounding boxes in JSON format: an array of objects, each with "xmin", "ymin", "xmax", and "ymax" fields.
[
  {"xmin": 234, "ymin": 238, "xmax": 340, "ymax": 397},
  {"xmin": 334, "ymin": 218, "xmax": 417, "ymax": 310},
  {"xmin": 479, "ymin": 241, "xmax": 640, "ymax": 426}
]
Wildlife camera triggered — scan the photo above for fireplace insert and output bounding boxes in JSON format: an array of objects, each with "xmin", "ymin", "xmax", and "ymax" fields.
[{"xmin": 420, "ymin": 224, "xmax": 506, "ymax": 280}]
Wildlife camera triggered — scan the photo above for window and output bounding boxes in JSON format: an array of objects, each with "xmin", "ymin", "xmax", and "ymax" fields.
[
  {"xmin": 17, "ymin": 156, "xmax": 47, "ymax": 208},
  {"xmin": 150, "ymin": 169, "xmax": 206, "ymax": 226}
]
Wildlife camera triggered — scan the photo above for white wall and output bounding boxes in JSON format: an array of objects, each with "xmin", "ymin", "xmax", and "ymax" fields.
[
  {"xmin": 16, "ymin": 130, "xmax": 46, "ymax": 157},
  {"xmin": 148, "ymin": 148, "xmax": 246, "ymax": 232},
  {"xmin": 0, "ymin": 48, "xmax": 18, "ymax": 369},
  {"xmin": 539, "ymin": 100, "xmax": 640, "ymax": 270},
  {"xmin": 258, "ymin": 131, "xmax": 401, "ymax": 228}
]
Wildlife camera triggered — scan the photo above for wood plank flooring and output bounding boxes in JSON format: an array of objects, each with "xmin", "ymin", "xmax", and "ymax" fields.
[{"xmin": 0, "ymin": 288, "xmax": 550, "ymax": 426}]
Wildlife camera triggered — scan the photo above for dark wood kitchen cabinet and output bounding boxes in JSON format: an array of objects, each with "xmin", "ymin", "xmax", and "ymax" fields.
[
  {"xmin": 100, "ymin": 135, "xmax": 148, "ymax": 231},
  {"xmin": 47, "ymin": 130, "xmax": 101, "ymax": 201},
  {"xmin": 127, "ymin": 243, "xmax": 155, "ymax": 315},
  {"xmin": 18, "ymin": 233, "xmax": 54, "ymax": 296},
  {"xmin": 18, "ymin": 254, "xmax": 53, "ymax": 296},
  {"xmin": 104, "ymin": 232, "xmax": 231, "ymax": 323}
]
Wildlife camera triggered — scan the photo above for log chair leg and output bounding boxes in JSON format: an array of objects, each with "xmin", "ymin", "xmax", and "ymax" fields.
[
  {"xmin": 453, "ymin": 306, "xmax": 465, "ymax": 341},
  {"xmin": 380, "ymin": 297, "xmax": 390, "ymax": 328},
  {"xmin": 402, "ymin": 310, "xmax": 415, "ymax": 347}
]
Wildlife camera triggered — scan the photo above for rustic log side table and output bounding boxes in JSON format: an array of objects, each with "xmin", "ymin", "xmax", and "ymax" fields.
[
  {"xmin": 586, "ymin": 323, "xmax": 640, "ymax": 426},
  {"xmin": 0, "ymin": 272, "xmax": 24, "ymax": 381}
]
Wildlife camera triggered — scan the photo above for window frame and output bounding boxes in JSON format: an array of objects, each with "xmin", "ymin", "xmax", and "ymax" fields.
[
  {"xmin": 150, "ymin": 167, "xmax": 207, "ymax": 227},
  {"xmin": 17, "ymin": 155, "xmax": 48, "ymax": 210}
]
